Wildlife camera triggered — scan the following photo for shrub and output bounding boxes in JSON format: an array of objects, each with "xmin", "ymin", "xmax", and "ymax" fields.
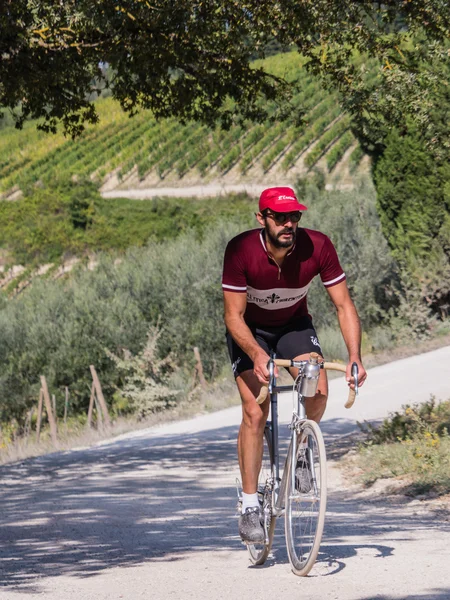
[
  {"xmin": 106, "ymin": 327, "xmax": 181, "ymax": 418},
  {"xmin": 359, "ymin": 398, "xmax": 450, "ymax": 445},
  {"xmin": 0, "ymin": 181, "xmax": 94, "ymax": 264},
  {"xmin": 0, "ymin": 220, "xmax": 249, "ymax": 425},
  {"xmin": 356, "ymin": 399, "xmax": 450, "ymax": 494},
  {"xmin": 373, "ymin": 127, "xmax": 449, "ymax": 263},
  {"xmin": 0, "ymin": 179, "xmax": 413, "ymax": 428},
  {"xmin": 316, "ymin": 326, "xmax": 348, "ymax": 361},
  {"xmin": 298, "ymin": 177, "xmax": 396, "ymax": 331},
  {"xmin": 356, "ymin": 430, "xmax": 450, "ymax": 494},
  {"xmin": 0, "ymin": 183, "xmax": 256, "ymax": 265}
]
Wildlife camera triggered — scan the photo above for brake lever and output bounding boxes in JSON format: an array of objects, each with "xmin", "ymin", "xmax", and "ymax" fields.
[
  {"xmin": 351, "ymin": 362, "xmax": 359, "ymax": 395},
  {"xmin": 268, "ymin": 358, "xmax": 275, "ymax": 393}
]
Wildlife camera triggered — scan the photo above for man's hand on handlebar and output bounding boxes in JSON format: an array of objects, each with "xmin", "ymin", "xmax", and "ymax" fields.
[
  {"xmin": 252, "ymin": 350, "xmax": 276, "ymax": 384},
  {"xmin": 346, "ymin": 359, "xmax": 367, "ymax": 391}
]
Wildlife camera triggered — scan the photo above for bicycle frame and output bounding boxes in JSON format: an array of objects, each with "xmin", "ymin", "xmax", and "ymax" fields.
[{"xmin": 266, "ymin": 356, "xmax": 309, "ymax": 519}]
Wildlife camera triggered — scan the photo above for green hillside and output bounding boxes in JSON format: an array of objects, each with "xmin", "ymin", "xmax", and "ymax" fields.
[{"xmin": 0, "ymin": 53, "xmax": 367, "ymax": 197}]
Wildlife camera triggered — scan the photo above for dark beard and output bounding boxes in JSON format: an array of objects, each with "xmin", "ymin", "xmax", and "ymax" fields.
[{"xmin": 266, "ymin": 226, "xmax": 295, "ymax": 249}]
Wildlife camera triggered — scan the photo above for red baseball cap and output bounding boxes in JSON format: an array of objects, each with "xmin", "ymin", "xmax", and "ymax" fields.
[{"xmin": 259, "ymin": 187, "xmax": 307, "ymax": 213}]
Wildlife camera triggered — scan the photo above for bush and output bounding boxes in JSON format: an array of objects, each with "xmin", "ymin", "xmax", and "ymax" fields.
[
  {"xmin": 0, "ymin": 221, "xmax": 248, "ymax": 425},
  {"xmin": 373, "ymin": 127, "xmax": 449, "ymax": 263},
  {"xmin": 106, "ymin": 327, "xmax": 181, "ymax": 418},
  {"xmin": 0, "ymin": 182, "xmax": 256, "ymax": 265},
  {"xmin": 297, "ymin": 177, "xmax": 396, "ymax": 331},
  {"xmin": 359, "ymin": 398, "xmax": 450, "ymax": 445},
  {"xmin": 0, "ymin": 181, "xmax": 95, "ymax": 264},
  {"xmin": 356, "ymin": 399, "xmax": 450, "ymax": 494},
  {"xmin": 0, "ymin": 178, "xmax": 429, "ymax": 428},
  {"xmin": 316, "ymin": 325, "xmax": 348, "ymax": 362},
  {"xmin": 356, "ymin": 431, "xmax": 450, "ymax": 494}
]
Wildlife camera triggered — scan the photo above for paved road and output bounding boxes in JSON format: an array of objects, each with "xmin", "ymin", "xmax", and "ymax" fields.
[{"xmin": 1, "ymin": 346, "xmax": 449, "ymax": 600}]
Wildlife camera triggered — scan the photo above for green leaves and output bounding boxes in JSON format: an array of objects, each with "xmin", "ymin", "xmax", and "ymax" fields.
[
  {"xmin": 374, "ymin": 125, "xmax": 449, "ymax": 261},
  {"xmin": 2, "ymin": 1, "xmax": 449, "ymax": 137}
]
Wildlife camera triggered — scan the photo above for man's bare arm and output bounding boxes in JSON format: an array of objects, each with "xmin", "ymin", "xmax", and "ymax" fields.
[
  {"xmin": 326, "ymin": 281, "xmax": 367, "ymax": 388},
  {"xmin": 223, "ymin": 291, "xmax": 271, "ymax": 383}
]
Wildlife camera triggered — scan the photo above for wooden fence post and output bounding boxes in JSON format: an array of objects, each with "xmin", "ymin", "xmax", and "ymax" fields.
[
  {"xmin": 24, "ymin": 408, "xmax": 33, "ymax": 445},
  {"xmin": 193, "ymin": 347, "xmax": 207, "ymax": 388},
  {"xmin": 64, "ymin": 387, "xmax": 69, "ymax": 432},
  {"xmin": 52, "ymin": 394, "xmax": 57, "ymax": 427},
  {"xmin": 40, "ymin": 376, "xmax": 58, "ymax": 447},
  {"xmin": 94, "ymin": 394, "xmax": 104, "ymax": 432},
  {"xmin": 89, "ymin": 366, "xmax": 111, "ymax": 428},
  {"xmin": 87, "ymin": 382, "xmax": 95, "ymax": 429},
  {"xmin": 36, "ymin": 388, "xmax": 44, "ymax": 442}
]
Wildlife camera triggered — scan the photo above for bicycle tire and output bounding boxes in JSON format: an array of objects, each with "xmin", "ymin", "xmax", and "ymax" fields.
[
  {"xmin": 284, "ymin": 419, "xmax": 327, "ymax": 576},
  {"xmin": 247, "ymin": 426, "xmax": 276, "ymax": 565}
]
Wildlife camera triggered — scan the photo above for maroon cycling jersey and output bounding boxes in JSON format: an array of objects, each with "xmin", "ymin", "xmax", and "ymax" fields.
[{"xmin": 222, "ymin": 228, "xmax": 345, "ymax": 327}]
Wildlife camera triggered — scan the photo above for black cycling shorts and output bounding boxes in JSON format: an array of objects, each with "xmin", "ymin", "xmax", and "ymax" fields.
[{"xmin": 226, "ymin": 316, "xmax": 322, "ymax": 378}]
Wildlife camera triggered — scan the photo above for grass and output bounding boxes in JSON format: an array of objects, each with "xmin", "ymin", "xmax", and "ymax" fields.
[
  {"xmin": 0, "ymin": 181, "xmax": 256, "ymax": 267},
  {"xmin": 356, "ymin": 434, "xmax": 450, "ymax": 496},
  {"xmin": 0, "ymin": 373, "xmax": 241, "ymax": 465},
  {"xmin": 355, "ymin": 399, "xmax": 450, "ymax": 496},
  {"xmin": 95, "ymin": 193, "xmax": 256, "ymax": 246}
]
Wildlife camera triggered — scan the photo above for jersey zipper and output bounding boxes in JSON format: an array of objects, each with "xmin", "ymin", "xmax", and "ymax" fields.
[{"xmin": 268, "ymin": 254, "xmax": 282, "ymax": 280}]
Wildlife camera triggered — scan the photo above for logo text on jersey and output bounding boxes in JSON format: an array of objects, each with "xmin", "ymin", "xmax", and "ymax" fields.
[
  {"xmin": 310, "ymin": 336, "xmax": 321, "ymax": 349},
  {"xmin": 246, "ymin": 284, "xmax": 311, "ymax": 310}
]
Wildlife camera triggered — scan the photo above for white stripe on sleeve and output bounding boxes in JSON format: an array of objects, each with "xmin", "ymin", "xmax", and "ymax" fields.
[
  {"xmin": 322, "ymin": 272, "xmax": 346, "ymax": 287},
  {"xmin": 222, "ymin": 284, "xmax": 247, "ymax": 291}
]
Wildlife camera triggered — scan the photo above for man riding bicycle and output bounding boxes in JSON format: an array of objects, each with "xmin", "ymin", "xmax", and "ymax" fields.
[{"xmin": 222, "ymin": 186, "xmax": 367, "ymax": 544}]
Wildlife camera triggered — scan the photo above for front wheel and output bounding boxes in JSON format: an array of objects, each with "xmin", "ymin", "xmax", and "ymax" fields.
[
  {"xmin": 247, "ymin": 426, "xmax": 276, "ymax": 565},
  {"xmin": 285, "ymin": 419, "xmax": 327, "ymax": 576}
]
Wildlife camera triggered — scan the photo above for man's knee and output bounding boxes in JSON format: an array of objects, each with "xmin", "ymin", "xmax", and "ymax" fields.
[
  {"xmin": 235, "ymin": 370, "xmax": 269, "ymax": 433},
  {"xmin": 241, "ymin": 401, "xmax": 268, "ymax": 433},
  {"xmin": 305, "ymin": 391, "xmax": 327, "ymax": 422}
]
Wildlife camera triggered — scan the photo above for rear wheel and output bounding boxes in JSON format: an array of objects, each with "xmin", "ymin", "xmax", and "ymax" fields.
[
  {"xmin": 285, "ymin": 420, "xmax": 327, "ymax": 576},
  {"xmin": 247, "ymin": 426, "xmax": 276, "ymax": 565}
]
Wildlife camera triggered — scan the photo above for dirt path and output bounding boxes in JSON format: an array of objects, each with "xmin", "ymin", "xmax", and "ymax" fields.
[
  {"xmin": 100, "ymin": 181, "xmax": 354, "ymax": 200},
  {"xmin": 101, "ymin": 183, "xmax": 270, "ymax": 199},
  {"xmin": 1, "ymin": 347, "xmax": 449, "ymax": 600}
]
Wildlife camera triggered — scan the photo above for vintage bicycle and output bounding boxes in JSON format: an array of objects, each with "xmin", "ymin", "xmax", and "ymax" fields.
[{"xmin": 238, "ymin": 351, "xmax": 358, "ymax": 576}]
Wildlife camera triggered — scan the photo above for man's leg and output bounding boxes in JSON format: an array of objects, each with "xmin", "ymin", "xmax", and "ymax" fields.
[
  {"xmin": 289, "ymin": 353, "xmax": 328, "ymax": 422},
  {"xmin": 226, "ymin": 329, "xmax": 272, "ymax": 541},
  {"xmin": 234, "ymin": 369, "xmax": 270, "ymax": 543},
  {"xmin": 236, "ymin": 370, "xmax": 270, "ymax": 494}
]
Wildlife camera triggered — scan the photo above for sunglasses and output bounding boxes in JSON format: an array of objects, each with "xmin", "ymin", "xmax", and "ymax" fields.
[{"xmin": 263, "ymin": 210, "xmax": 302, "ymax": 226}]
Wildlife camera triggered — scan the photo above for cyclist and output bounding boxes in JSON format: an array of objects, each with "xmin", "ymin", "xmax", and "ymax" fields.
[{"xmin": 222, "ymin": 186, "xmax": 367, "ymax": 544}]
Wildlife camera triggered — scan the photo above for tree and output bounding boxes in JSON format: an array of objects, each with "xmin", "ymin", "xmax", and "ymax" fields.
[
  {"xmin": 374, "ymin": 127, "xmax": 447, "ymax": 260},
  {"xmin": 1, "ymin": 1, "xmax": 449, "ymax": 139}
]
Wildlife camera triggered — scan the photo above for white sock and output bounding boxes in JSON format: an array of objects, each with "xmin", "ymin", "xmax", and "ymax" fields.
[{"xmin": 242, "ymin": 492, "xmax": 259, "ymax": 512}]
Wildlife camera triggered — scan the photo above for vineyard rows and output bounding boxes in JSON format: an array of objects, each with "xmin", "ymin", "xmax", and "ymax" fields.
[{"xmin": 0, "ymin": 53, "xmax": 367, "ymax": 195}]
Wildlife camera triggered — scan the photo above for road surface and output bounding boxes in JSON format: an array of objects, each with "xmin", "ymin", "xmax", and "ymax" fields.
[
  {"xmin": 1, "ymin": 346, "xmax": 449, "ymax": 600},
  {"xmin": 100, "ymin": 181, "xmax": 350, "ymax": 200}
]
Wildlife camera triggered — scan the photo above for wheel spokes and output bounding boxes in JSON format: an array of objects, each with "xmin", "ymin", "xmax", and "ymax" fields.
[{"xmin": 285, "ymin": 421, "xmax": 327, "ymax": 576}]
